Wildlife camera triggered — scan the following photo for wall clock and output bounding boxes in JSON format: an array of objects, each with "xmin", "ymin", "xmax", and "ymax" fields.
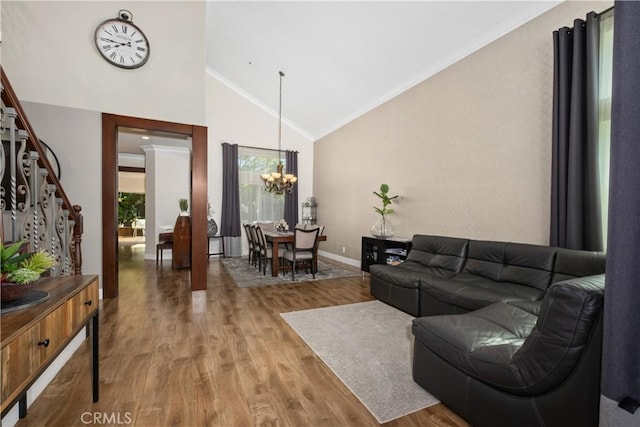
[{"xmin": 94, "ymin": 10, "xmax": 150, "ymax": 69}]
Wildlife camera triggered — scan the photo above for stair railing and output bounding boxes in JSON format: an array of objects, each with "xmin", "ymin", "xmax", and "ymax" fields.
[{"xmin": 1, "ymin": 67, "xmax": 83, "ymax": 275}]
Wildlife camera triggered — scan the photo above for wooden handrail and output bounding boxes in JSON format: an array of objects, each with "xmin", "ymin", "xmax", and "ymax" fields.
[{"xmin": 1, "ymin": 67, "xmax": 79, "ymax": 224}]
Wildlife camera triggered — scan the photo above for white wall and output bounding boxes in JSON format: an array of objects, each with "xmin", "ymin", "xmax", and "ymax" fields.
[
  {"xmin": 118, "ymin": 171, "xmax": 145, "ymax": 194},
  {"xmin": 2, "ymin": 1, "xmax": 206, "ymax": 125}
]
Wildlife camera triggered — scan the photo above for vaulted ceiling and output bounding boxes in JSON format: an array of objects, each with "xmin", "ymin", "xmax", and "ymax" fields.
[{"xmin": 205, "ymin": 1, "xmax": 561, "ymax": 141}]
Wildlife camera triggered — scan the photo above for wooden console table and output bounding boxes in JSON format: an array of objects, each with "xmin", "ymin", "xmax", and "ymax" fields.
[{"xmin": 1, "ymin": 275, "xmax": 99, "ymax": 419}]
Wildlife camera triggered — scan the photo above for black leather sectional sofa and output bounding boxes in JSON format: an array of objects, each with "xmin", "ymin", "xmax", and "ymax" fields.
[{"xmin": 368, "ymin": 234, "xmax": 606, "ymax": 427}]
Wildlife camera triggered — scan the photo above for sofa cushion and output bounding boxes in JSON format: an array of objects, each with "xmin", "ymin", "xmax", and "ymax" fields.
[
  {"xmin": 405, "ymin": 235, "xmax": 469, "ymax": 273},
  {"xmin": 420, "ymin": 273, "xmax": 544, "ymax": 311},
  {"xmin": 368, "ymin": 234, "xmax": 469, "ymax": 291},
  {"xmin": 462, "ymin": 240, "xmax": 557, "ymax": 292},
  {"xmin": 510, "ymin": 274, "xmax": 605, "ymax": 394},
  {"xmin": 506, "ymin": 300, "xmax": 542, "ymax": 316},
  {"xmin": 551, "ymin": 248, "xmax": 606, "ymax": 283},
  {"xmin": 412, "ymin": 302, "xmax": 538, "ymax": 381},
  {"xmin": 369, "ymin": 261, "xmax": 455, "ymax": 289},
  {"xmin": 412, "ymin": 274, "xmax": 604, "ymax": 396}
]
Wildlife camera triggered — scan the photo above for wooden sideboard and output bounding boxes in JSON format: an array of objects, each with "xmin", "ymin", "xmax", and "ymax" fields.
[
  {"xmin": 1, "ymin": 275, "xmax": 99, "ymax": 419},
  {"xmin": 361, "ymin": 236, "xmax": 412, "ymax": 272},
  {"xmin": 172, "ymin": 215, "xmax": 191, "ymax": 269}
]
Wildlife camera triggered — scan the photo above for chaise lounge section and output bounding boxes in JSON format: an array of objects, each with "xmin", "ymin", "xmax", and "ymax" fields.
[{"xmin": 412, "ymin": 274, "xmax": 605, "ymax": 426}]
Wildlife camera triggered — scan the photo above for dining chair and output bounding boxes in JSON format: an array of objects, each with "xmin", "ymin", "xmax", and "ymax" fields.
[
  {"xmin": 243, "ymin": 223, "xmax": 255, "ymax": 265},
  {"xmin": 306, "ymin": 224, "xmax": 326, "ymax": 235},
  {"xmin": 254, "ymin": 225, "xmax": 277, "ymax": 276},
  {"xmin": 282, "ymin": 227, "xmax": 321, "ymax": 281},
  {"xmin": 156, "ymin": 232, "xmax": 173, "ymax": 266},
  {"xmin": 248, "ymin": 225, "xmax": 261, "ymax": 267}
]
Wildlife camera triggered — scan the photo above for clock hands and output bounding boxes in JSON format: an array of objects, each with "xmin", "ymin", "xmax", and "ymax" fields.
[{"xmin": 100, "ymin": 38, "xmax": 132, "ymax": 48}]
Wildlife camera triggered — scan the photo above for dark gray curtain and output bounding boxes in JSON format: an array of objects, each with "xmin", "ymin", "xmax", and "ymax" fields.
[
  {"xmin": 602, "ymin": 0, "xmax": 640, "ymax": 412},
  {"xmin": 550, "ymin": 12, "xmax": 603, "ymax": 251},
  {"xmin": 284, "ymin": 150, "xmax": 299, "ymax": 226},
  {"xmin": 220, "ymin": 143, "xmax": 241, "ymax": 237}
]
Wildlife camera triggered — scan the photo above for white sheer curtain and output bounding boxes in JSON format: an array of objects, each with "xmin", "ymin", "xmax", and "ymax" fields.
[
  {"xmin": 598, "ymin": 10, "xmax": 614, "ymax": 249},
  {"xmin": 238, "ymin": 146, "xmax": 285, "ymax": 224}
]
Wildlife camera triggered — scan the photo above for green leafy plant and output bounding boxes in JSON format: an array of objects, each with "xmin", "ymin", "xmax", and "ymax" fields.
[
  {"xmin": 371, "ymin": 184, "xmax": 399, "ymax": 238},
  {"xmin": 1, "ymin": 240, "xmax": 56, "ymax": 285},
  {"xmin": 118, "ymin": 192, "xmax": 145, "ymax": 226},
  {"xmin": 373, "ymin": 183, "xmax": 398, "ymax": 218},
  {"xmin": 179, "ymin": 198, "xmax": 189, "ymax": 212}
]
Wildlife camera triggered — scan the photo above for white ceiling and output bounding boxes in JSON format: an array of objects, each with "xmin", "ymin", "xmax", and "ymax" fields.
[
  {"xmin": 206, "ymin": 1, "xmax": 561, "ymax": 140},
  {"xmin": 118, "ymin": 127, "xmax": 191, "ymax": 156}
]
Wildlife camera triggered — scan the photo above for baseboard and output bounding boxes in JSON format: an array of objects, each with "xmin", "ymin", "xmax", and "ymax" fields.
[{"xmin": 318, "ymin": 250, "xmax": 360, "ymax": 268}]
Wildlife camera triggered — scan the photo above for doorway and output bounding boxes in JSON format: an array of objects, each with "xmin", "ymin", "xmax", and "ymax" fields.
[{"xmin": 102, "ymin": 114, "xmax": 207, "ymax": 298}]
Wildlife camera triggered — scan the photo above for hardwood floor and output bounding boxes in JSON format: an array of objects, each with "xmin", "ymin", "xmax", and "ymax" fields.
[{"xmin": 15, "ymin": 244, "xmax": 468, "ymax": 427}]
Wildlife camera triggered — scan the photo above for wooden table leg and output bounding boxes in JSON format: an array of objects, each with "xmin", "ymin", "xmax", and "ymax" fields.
[
  {"xmin": 271, "ymin": 243, "xmax": 280, "ymax": 277},
  {"xmin": 18, "ymin": 393, "xmax": 27, "ymax": 418},
  {"xmin": 92, "ymin": 310, "xmax": 99, "ymax": 402}
]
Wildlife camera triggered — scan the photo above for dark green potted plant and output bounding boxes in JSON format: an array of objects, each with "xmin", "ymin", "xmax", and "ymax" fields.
[{"xmin": 1, "ymin": 240, "xmax": 57, "ymax": 302}]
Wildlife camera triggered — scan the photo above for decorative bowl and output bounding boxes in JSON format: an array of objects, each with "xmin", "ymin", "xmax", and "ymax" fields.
[{"xmin": 1, "ymin": 282, "xmax": 37, "ymax": 302}]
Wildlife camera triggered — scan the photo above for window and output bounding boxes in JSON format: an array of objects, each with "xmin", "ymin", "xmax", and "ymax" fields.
[
  {"xmin": 598, "ymin": 9, "xmax": 614, "ymax": 249},
  {"xmin": 238, "ymin": 146, "xmax": 285, "ymax": 223}
]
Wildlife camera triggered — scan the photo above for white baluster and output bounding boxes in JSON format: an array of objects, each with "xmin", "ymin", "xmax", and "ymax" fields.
[
  {"xmin": 63, "ymin": 209, "xmax": 70, "ymax": 275},
  {"xmin": 17, "ymin": 130, "xmax": 31, "ymax": 243},
  {"xmin": 55, "ymin": 197, "xmax": 64, "ymax": 271},
  {"xmin": 7, "ymin": 107, "xmax": 17, "ymax": 241},
  {"xmin": 30, "ymin": 151, "xmax": 40, "ymax": 250},
  {"xmin": 68, "ymin": 219, "xmax": 75, "ymax": 274},
  {"xmin": 38, "ymin": 168, "xmax": 49, "ymax": 250},
  {"xmin": 48, "ymin": 184, "xmax": 58, "ymax": 276}
]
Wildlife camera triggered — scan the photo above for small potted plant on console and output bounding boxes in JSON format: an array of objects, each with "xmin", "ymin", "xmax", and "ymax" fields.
[{"xmin": 1, "ymin": 240, "xmax": 56, "ymax": 302}]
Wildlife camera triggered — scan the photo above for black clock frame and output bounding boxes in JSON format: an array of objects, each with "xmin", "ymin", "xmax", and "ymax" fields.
[{"xmin": 94, "ymin": 17, "xmax": 150, "ymax": 70}]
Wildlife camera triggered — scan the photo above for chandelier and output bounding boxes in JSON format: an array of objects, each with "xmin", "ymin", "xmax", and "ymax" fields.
[{"xmin": 261, "ymin": 71, "xmax": 297, "ymax": 194}]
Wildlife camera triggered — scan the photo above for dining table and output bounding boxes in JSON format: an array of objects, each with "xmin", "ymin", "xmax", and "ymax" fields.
[{"xmin": 263, "ymin": 230, "xmax": 327, "ymax": 277}]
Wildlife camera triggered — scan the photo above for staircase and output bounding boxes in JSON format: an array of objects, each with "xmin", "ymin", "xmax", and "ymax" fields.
[{"xmin": 1, "ymin": 67, "xmax": 83, "ymax": 275}]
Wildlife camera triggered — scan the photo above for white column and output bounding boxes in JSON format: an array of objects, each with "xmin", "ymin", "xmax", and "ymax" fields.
[{"xmin": 141, "ymin": 145, "xmax": 191, "ymax": 260}]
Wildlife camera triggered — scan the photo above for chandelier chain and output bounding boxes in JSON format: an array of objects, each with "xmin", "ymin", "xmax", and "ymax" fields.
[
  {"xmin": 279, "ymin": 71, "xmax": 283, "ymax": 155},
  {"xmin": 259, "ymin": 70, "xmax": 298, "ymax": 195}
]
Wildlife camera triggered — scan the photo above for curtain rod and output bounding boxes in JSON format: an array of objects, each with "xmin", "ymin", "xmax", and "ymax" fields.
[{"xmin": 221, "ymin": 142, "xmax": 299, "ymax": 154}]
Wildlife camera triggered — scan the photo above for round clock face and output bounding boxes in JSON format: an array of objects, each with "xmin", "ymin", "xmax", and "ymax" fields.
[{"xmin": 94, "ymin": 19, "xmax": 150, "ymax": 69}]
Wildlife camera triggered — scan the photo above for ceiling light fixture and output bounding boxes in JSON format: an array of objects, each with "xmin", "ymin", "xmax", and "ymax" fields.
[{"xmin": 261, "ymin": 70, "xmax": 297, "ymax": 195}]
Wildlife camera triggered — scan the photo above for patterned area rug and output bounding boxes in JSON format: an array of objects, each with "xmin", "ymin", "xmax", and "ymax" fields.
[
  {"xmin": 281, "ymin": 301, "xmax": 438, "ymax": 423},
  {"xmin": 221, "ymin": 256, "xmax": 360, "ymax": 287}
]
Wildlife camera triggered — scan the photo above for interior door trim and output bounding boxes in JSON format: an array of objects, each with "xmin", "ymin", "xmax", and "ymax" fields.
[{"xmin": 102, "ymin": 113, "xmax": 208, "ymax": 298}]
